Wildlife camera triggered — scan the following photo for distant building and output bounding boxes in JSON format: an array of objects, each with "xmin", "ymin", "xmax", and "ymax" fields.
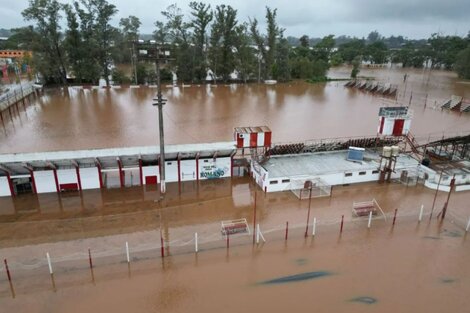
[{"xmin": 0, "ymin": 50, "xmax": 32, "ymax": 59}]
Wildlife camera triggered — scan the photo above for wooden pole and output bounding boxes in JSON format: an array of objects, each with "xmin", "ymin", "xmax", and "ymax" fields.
[
  {"xmin": 340, "ymin": 215, "xmax": 344, "ymax": 234},
  {"xmin": 88, "ymin": 248, "xmax": 93, "ymax": 269},
  {"xmin": 430, "ymin": 171, "xmax": 444, "ymax": 220},
  {"xmin": 392, "ymin": 209, "xmax": 398, "ymax": 226},
  {"xmin": 285, "ymin": 221, "xmax": 289, "ymax": 240},
  {"xmin": 441, "ymin": 175, "xmax": 455, "ymax": 220},
  {"xmin": 253, "ymin": 190, "xmax": 257, "ymax": 244},
  {"xmin": 4, "ymin": 259, "xmax": 11, "ymax": 282}
]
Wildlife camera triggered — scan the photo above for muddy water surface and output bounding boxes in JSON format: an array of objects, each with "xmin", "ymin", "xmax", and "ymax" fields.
[{"xmin": 1, "ymin": 67, "xmax": 469, "ymax": 153}]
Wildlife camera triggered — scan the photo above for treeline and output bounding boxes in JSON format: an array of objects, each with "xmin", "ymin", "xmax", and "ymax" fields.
[{"xmin": 3, "ymin": 0, "xmax": 470, "ymax": 85}]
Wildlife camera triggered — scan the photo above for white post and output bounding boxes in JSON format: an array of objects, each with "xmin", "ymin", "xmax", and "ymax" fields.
[
  {"xmin": 46, "ymin": 252, "xmax": 53, "ymax": 274},
  {"xmin": 257, "ymin": 224, "xmax": 266, "ymax": 242},
  {"xmin": 466, "ymin": 217, "xmax": 470, "ymax": 232},
  {"xmin": 256, "ymin": 224, "xmax": 260, "ymax": 244},
  {"xmin": 195, "ymin": 233, "xmax": 198, "ymax": 253},
  {"xmin": 312, "ymin": 217, "xmax": 317, "ymax": 236},
  {"xmin": 418, "ymin": 204, "xmax": 424, "ymax": 222},
  {"xmin": 125, "ymin": 241, "xmax": 130, "ymax": 263},
  {"xmin": 368, "ymin": 211, "xmax": 372, "ymax": 229}
]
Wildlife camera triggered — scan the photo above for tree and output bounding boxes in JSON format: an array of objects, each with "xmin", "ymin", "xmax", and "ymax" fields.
[
  {"xmin": 63, "ymin": 4, "xmax": 84, "ymax": 82},
  {"xmin": 275, "ymin": 36, "xmax": 290, "ymax": 82},
  {"xmin": 314, "ymin": 35, "xmax": 335, "ymax": 62},
  {"xmin": 249, "ymin": 18, "xmax": 267, "ymax": 80},
  {"xmin": 367, "ymin": 31, "xmax": 382, "ymax": 43},
  {"xmin": 299, "ymin": 35, "xmax": 309, "ymax": 48},
  {"xmin": 22, "ymin": 0, "xmax": 68, "ymax": 84},
  {"xmin": 454, "ymin": 47, "xmax": 470, "ymax": 79},
  {"xmin": 92, "ymin": 0, "xmax": 118, "ymax": 87},
  {"xmin": 189, "ymin": 2, "xmax": 213, "ymax": 82},
  {"xmin": 209, "ymin": 5, "xmax": 238, "ymax": 82},
  {"xmin": 365, "ymin": 41, "xmax": 388, "ymax": 64},
  {"xmin": 160, "ymin": 4, "xmax": 193, "ymax": 82},
  {"xmin": 119, "ymin": 15, "xmax": 141, "ymax": 42},
  {"xmin": 233, "ymin": 23, "xmax": 257, "ymax": 83},
  {"xmin": 351, "ymin": 55, "xmax": 361, "ymax": 78},
  {"xmin": 265, "ymin": 7, "xmax": 280, "ymax": 79},
  {"xmin": 338, "ymin": 39, "xmax": 365, "ymax": 64}
]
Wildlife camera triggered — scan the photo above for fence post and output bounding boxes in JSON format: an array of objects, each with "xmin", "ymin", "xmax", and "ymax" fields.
[
  {"xmin": 256, "ymin": 224, "xmax": 260, "ymax": 244},
  {"xmin": 285, "ymin": 221, "xmax": 289, "ymax": 240},
  {"xmin": 418, "ymin": 205, "xmax": 424, "ymax": 222},
  {"xmin": 466, "ymin": 217, "xmax": 470, "ymax": 232},
  {"xmin": 340, "ymin": 215, "xmax": 344, "ymax": 234},
  {"xmin": 312, "ymin": 217, "xmax": 317, "ymax": 236},
  {"xmin": 368, "ymin": 211, "xmax": 372, "ymax": 229},
  {"xmin": 88, "ymin": 248, "xmax": 93, "ymax": 269},
  {"xmin": 125, "ymin": 242, "xmax": 130, "ymax": 263},
  {"xmin": 46, "ymin": 252, "xmax": 53, "ymax": 274},
  {"xmin": 4, "ymin": 259, "xmax": 12, "ymax": 282},
  {"xmin": 195, "ymin": 233, "xmax": 198, "ymax": 253},
  {"xmin": 392, "ymin": 209, "xmax": 398, "ymax": 226}
]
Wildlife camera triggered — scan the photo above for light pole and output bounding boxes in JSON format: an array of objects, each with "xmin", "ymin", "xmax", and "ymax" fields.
[{"xmin": 136, "ymin": 41, "xmax": 173, "ymax": 195}]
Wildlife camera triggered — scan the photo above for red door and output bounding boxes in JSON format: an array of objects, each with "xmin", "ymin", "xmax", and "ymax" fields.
[
  {"xmin": 392, "ymin": 119, "xmax": 404, "ymax": 136},
  {"xmin": 250, "ymin": 133, "xmax": 258, "ymax": 148},
  {"xmin": 145, "ymin": 176, "xmax": 158, "ymax": 185}
]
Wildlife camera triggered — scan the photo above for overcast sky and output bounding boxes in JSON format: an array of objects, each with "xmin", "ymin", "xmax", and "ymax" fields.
[{"xmin": 1, "ymin": 0, "xmax": 469, "ymax": 39}]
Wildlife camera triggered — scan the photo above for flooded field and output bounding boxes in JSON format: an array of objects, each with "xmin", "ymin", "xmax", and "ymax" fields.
[
  {"xmin": 1, "ymin": 181, "xmax": 469, "ymax": 313},
  {"xmin": 0, "ymin": 67, "xmax": 469, "ymax": 153},
  {"xmin": 1, "ymin": 67, "xmax": 470, "ymax": 311}
]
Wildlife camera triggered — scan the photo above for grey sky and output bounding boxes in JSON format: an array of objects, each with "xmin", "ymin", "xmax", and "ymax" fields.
[{"xmin": 1, "ymin": 0, "xmax": 469, "ymax": 39}]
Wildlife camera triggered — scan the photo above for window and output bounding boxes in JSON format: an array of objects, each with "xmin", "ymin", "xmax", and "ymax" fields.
[
  {"xmin": 166, "ymin": 162, "xmax": 172, "ymax": 165},
  {"xmin": 359, "ymin": 171, "xmax": 366, "ymax": 175},
  {"xmin": 345, "ymin": 173, "xmax": 352, "ymax": 177},
  {"xmin": 269, "ymin": 180, "xmax": 278, "ymax": 185},
  {"xmin": 372, "ymin": 170, "xmax": 379, "ymax": 174},
  {"xmin": 203, "ymin": 159, "xmax": 209, "ymax": 163},
  {"xmin": 281, "ymin": 179, "xmax": 290, "ymax": 183}
]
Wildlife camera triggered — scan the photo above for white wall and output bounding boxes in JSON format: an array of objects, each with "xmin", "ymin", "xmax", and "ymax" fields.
[
  {"xmin": 0, "ymin": 177, "xmax": 11, "ymax": 197},
  {"xmin": 198, "ymin": 157, "xmax": 231, "ymax": 180},
  {"xmin": 165, "ymin": 161, "xmax": 179, "ymax": 182},
  {"xmin": 79, "ymin": 167, "xmax": 100, "ymax": 190},
  {"xmin": 57, "ymin": 169, "xmax": 78, "ymax": 185},
  {"xmin": 34, "ymin": 170, "xmax": 56, "ymax": 193},
  {"xmin": 142, "ymin": 165, "xmax": 159, "ymax": 185},
  {"xmin": 181, "ymin": 160, "xmax": 196, "ymax": 181}
]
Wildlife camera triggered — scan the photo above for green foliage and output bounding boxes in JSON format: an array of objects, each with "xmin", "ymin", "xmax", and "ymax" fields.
[
  {"xmin": 330, "ymin": 53, "xmax": 343, "ymax": 67},
  {"xmin": 22, "ymin": 0, "xmax": 67, "ymax": 84},
  {"xmin": 190, "ymin": 2, "xmax": 213, "ymax": 82},
  {"xmin": 338, "ymin": 39, "xmax": 365, "ymax": 64},
  {"xmin": 365, "ymin": 41, "xmax": 388, "ymax": 64},
  {"xmin": 351, "ymin": 56, "xmax": 361, "ymax": 78},
  {"xmin": 209, "ymin": 4, "xmax": 238, "ymax": 82},
  {"xmin": 112, "ymin": 69, "xmax": 131, "ymax": 85},
  {"xmin": 454, "ymin": 47, "xmax": 470, "ymax": 79}
]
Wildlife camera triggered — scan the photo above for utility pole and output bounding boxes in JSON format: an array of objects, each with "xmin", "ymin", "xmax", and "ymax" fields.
[{"xmin": 136, "ymin": 41, "xmax": 173, "ymax": 195}]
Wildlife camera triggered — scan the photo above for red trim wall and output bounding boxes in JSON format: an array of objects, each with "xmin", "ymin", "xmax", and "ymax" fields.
[
  {"xmin": 117, "ymin": 159, "xmax": 124, "ymax": 188},
  {"xmin": 139, "ymin": 159, "xmax": 143, "ymax": 186},
  {"xmin": 379, "ymin": 117, "xmax": 385, "ymax": 134},
  {"xmin": 96, "ymin": 163, "xmax": 104, "ymax": 188},
  {"xmin": 6, "ymin": 173, "xmax": 15, "ymax": 197},
  {"xmin": 29, "ymin": 170, "xmax": 37, "ymax": 194},
  {"xmin": 75, "ymin": 166, "xmax": 82, "ymax": 191},
  {"xmin": 53, "ymin": 169, "xmax": 60, "ymax": 193}
]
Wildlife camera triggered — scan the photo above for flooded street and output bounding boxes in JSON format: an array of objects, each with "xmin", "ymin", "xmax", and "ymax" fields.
[
  {"xmin": 1, "ymin": 67, "xmax": 470, "ymax": 312},
  {"xmin": 0, "ymin": 67, "xmax": 469, "ymax": 153}
]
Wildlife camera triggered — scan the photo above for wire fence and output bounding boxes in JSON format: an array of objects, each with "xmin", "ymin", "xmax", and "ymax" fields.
[{"xmin": 1, "ymin": 204, "xmax": 468, "ymax": 277}]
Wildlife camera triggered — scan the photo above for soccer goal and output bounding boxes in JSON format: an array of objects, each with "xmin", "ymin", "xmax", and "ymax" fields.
[{"xmin": 290, "ymin": 178, "xmax": 332, "ymax": 199}]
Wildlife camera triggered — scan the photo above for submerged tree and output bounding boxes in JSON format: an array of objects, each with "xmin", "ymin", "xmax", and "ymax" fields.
[
  {"xmin": 189, "ymin": 2, "xmax": 213, "ymax": 82},
  {"xmin": 22, "ymin": 0, "xmax": 68, "ymax": 84}
]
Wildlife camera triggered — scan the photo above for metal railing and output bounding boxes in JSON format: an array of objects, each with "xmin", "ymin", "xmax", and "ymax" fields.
[{"xmin": 0, "ymin": 82, "xmax": 35, "ymax": 111}]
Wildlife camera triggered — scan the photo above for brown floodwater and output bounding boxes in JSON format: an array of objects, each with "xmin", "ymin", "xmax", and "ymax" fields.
[
  {"xmin": 1, "ymin": 67, "xmax": 470, "ymax": 312},
  {"xmin": 0, "ymin": 67, "xmax": 469, "ymax": 153}
]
